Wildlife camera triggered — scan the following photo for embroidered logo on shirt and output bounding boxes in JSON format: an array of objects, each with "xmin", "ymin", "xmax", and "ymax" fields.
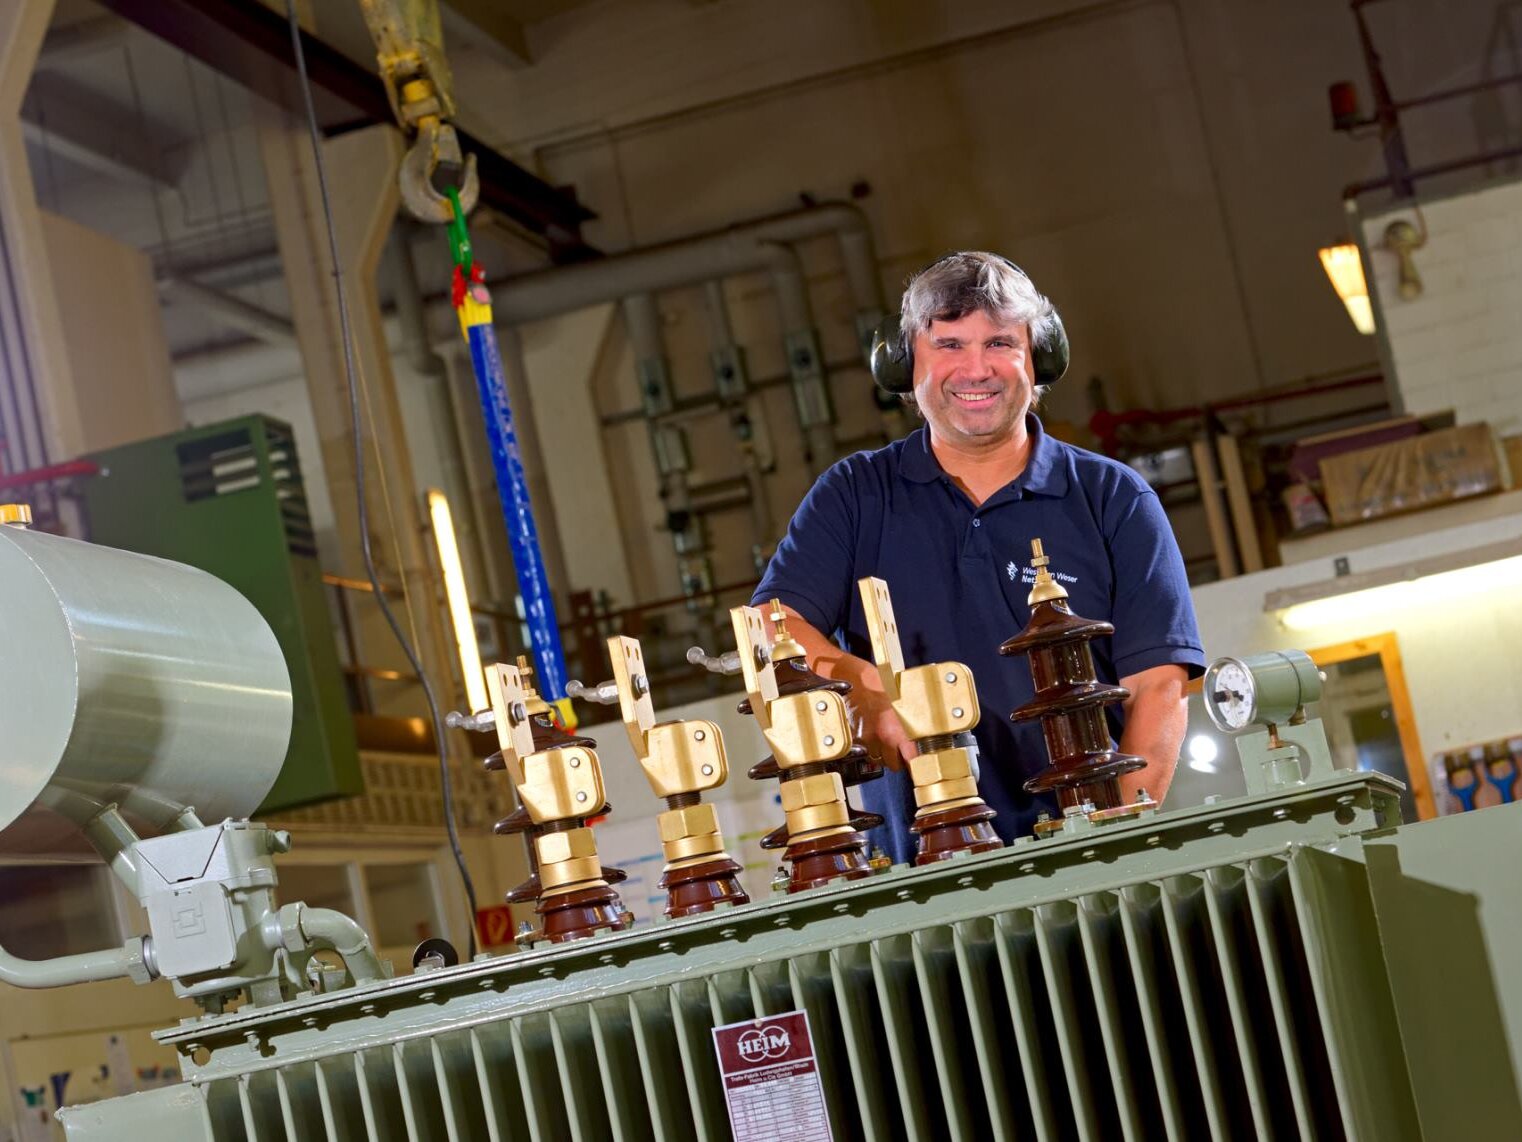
[{"xmin": 1008, "ymin": 560, "xmax": 1078, "ymax": 585}]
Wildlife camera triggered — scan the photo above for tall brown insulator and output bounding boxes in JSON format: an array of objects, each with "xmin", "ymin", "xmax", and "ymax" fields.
[
  {"xmin": 858, "ymin": 576, "xmax": 1002, "ymax": 864},
  {"xmin": 489, "ymin": 657, "xmax": 620, "ymax": 910},
  {"xmin": 484, "ymin": 663, "xmax": 632, "ymax": 944},
  {"xmin": 608, "ymin": 634, "xmax": 749, "ymax": 919},
  {"xmin": 731, "ymin": 601, "xmax": 879, "ymax": 891},
  {"xmin": 1000, "ymin": 540, "xmax": 1145, "ymax": 813}
]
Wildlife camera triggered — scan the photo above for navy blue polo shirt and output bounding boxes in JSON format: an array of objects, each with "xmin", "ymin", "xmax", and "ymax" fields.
[{"xmin": 752, "ymin": 414, "xmax": 1205, "ymax": 864}]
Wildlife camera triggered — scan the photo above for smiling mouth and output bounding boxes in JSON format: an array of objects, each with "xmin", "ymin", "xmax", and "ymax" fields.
[{"xmin": 952, "ymin": 391, "xmax": 999, "ymax": 403}]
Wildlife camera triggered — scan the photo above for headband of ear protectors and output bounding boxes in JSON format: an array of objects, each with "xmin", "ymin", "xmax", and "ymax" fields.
[{"xmin": 868, "ymin": 253, "xmax": 1070, "ymax": 395}]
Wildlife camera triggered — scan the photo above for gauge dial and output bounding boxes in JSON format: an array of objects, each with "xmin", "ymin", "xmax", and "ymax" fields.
[{"xmin": 1206, "ymin": 659, "xmax": 1257, "ymax": 731}]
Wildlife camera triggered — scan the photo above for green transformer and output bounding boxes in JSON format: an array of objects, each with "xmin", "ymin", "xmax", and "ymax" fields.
[{"xmin": 83, "ymin": 415, "xmax": 362, "ymax": 811}]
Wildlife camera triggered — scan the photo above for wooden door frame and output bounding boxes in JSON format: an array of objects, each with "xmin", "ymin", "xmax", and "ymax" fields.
[{"xmin": 1306, "ymin": 632, "xmax": 1435, "ymax": 820}]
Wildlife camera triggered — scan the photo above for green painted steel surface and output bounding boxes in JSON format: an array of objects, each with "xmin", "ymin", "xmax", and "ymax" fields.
[
  {"xmin": 55, "ymin": 781, "xmax": 1522, "ymax": 1140},
  {"xmin": 82, "ymin": 415, "xmax": 361, "ymax": 811}
]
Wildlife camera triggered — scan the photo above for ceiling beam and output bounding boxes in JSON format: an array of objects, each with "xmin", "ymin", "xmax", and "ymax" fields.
[
  {"xmin": 92, "ymin": 0, "xmax": 597, "ymax": 256},
  {"xmin": 35, "ymin": 15, "xmax": 132, "ymax": 69},
  {"xmin": 22, "ymin": 75, "xmax": 184, "ymax": 189},
  {"xmin": 158, "ymin": 275, "xmax": 297, "ymax": 345}
]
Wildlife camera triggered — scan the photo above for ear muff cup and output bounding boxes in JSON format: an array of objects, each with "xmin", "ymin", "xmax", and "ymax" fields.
[{"xmin": 868, "ymin": 258, "xmax": 1070, "ymax": 395}]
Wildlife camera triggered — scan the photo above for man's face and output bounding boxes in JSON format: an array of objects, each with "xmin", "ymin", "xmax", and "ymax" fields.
[{"xmin": 910, "ymin": 309, "xmax": 1033, "ymax": 448}]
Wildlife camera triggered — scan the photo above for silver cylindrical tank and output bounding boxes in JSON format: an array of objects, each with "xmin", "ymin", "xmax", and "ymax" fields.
[{"xmin": 0, "ymin": 525, "xmax": 292, "ymax": 856}]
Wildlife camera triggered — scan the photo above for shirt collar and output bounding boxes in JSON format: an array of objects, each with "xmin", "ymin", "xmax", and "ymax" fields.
[{"xmin": 899, "ymin": 414, "xmax": 1070, "ymax": 497}]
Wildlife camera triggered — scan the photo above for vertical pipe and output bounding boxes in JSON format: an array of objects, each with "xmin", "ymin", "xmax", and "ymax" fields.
[
  {"xmin": 764, "ymin": 243, "xmax": 837, "ymax": 472},
  {"xmin": 623, "ymin": 293, "xmax": 702, "ymax": 597},
  {"xmin": 837, "ymin": 222, "xmax": 888, "ymax": 357},
  {"xmin": 702, "ymin": 281, "xmax": 734, "ymax": 344},
  {"xmin": 702, "ymin": 281, "xmax": 773, "ymax": 551}
]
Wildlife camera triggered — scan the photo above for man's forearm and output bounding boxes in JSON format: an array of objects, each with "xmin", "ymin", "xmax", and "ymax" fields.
[
  {"xmin": 1117, "ymin": 665, "xmax": 1189, "ymax": 805},
  {"xmin": 776, "ymin": 606, "xmax": 872, "ymax": 686}
]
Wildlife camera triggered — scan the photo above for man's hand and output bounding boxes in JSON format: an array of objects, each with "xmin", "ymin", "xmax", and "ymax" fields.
[
  {"xmin": 1118, "ymin": 663, "xmax": 1189, "ymax": 804},
  {"xmin": 770, "ymin": 605, "xmax": 916, "ymax": 770},
  {"xmin": 837, "ymin": 657, "xmax": 917, "ymax": 771}
]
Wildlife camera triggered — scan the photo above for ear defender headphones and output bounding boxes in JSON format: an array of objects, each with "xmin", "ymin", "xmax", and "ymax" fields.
[{"xmin": 868, "ymin": 253, "xmax": 1070, "ymax": 395}]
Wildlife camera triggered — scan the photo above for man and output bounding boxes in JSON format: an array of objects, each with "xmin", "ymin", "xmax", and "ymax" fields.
[{"xmin": 752, "ymin": 251, "xmax": 1204, "ymax": 864}]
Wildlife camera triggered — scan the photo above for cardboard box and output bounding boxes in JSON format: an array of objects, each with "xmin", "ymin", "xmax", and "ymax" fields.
[
  {"xmin": 1319, "ymin": 422, "xmax": 1504, "ymax": 526},
  {"xmin": 1503, "ymin": 434, "xmax": 1522, "ymax": 489}
]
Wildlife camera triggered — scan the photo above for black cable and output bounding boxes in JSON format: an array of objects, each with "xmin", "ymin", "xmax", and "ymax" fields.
[{"xmin": 284, "ymin": 2, "xmax": 479, "ymax": 959}]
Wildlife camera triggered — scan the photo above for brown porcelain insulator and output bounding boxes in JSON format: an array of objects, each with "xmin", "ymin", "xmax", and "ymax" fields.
[
  {"xmin": 737, "ymin": 649, "xmax": 874, "ymax": 889},
  {"xmin": 910, "ymin": 802, "xmax": 1002, "ymax": 865},
  {"xmin": 1001, "ymin": 600, "xmax": 1144, "ymax": 811},
  {"xmin": 485, "ymin": 722, "xmax": 629, "ymax": 933},
  {"xmin": 905, "ymin": 730, "xmax": 1002, "ymax": 862},
  {"xmin": 784, "ymin": 830, "xmax": 875, "ymax": 892},
  {"xmin": 535, "ymin": 884, "xmax": 634, "ymax": 944},
  {"xmin": 744, "ymin": 664, "xmax": 883, "ymax": 836},
  {"xmin": 736, "ymin": 655, "xmax": 850, "ymax": 713},
  {"xmin": 660, "ymin": 857, "xmax": 750, "ymax": 918},
  {"xmin": 529, "ymin": 715, "xmax": 597, "ymax": 754}
]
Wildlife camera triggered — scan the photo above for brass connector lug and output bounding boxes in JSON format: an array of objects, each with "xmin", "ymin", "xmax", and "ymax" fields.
[
  {"xmin": 0, "ymin": 503, "xmax": 33, "ymax": 528},
  {"xmin": 730, "ymin": 603, "xmax": 876, "ymax": 891},
  {"xmin": 858, "ymin": 576, "xmax": 1002, "ymax": 864},
  {"xmin": 608, "ymin": 635, "xmax": 748, "ymax": 917},
  {"xmin": 484, "ymin": 662, "xmax": 630, "ymax": 943}
]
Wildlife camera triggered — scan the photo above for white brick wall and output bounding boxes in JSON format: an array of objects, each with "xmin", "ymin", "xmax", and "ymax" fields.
[{"xmin": 1363, "ymin": 176, "xmax": 1522, "ymax": 437}]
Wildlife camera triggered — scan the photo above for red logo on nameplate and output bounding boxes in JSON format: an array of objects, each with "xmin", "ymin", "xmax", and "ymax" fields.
[{"xmin": 712, "ymin": 1010, "xmax": 832, "ymax": 1141}]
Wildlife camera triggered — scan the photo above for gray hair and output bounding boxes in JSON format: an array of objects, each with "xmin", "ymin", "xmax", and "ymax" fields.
[{"xmin": 900, "ymin": 251, "xmax": 1060, "ymax": 353}]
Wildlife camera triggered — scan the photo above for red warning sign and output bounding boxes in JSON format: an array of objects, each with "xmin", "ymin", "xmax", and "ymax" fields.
[
  {"xmin": 475, "ymin": 905, "xmax": 514, "ymax": 947},
  {"xmin": 712, "ymin": 1010, "xmax": 832, "ymax": 1141}
]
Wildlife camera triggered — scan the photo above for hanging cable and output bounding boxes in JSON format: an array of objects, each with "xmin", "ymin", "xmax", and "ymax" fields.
[{"xmin": 283, "ymin": 0, "xmax": 479, "ymax": 958}]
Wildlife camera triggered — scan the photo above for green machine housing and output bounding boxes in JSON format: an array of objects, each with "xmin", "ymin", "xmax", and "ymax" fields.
[{"xmin": 82, "ymin": 415, "xmax": 362, "ymax": 811}]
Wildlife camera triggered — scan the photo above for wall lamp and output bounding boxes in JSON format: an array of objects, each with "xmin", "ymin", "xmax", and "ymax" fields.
[
  {"xmin": 427, "ymin": 488, "xmax": 489, "ymax": 714},
  {"xmin": 1318, "ymin": 242, "xmax": 1375, "ymax": 334},
  {"xmin": 1265, "ymin": 537, "xmax": 1522, "ymax": 632}
]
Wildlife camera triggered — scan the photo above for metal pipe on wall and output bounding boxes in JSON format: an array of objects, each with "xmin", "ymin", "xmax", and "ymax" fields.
[
  {"xmin": 702, "ymin": 282, "xmax": 774, "ymax": 552},
  {"xmin": 492, "ymin": 202, "xmax": 885, "ymax": 327},
  {"xmin": 622, "ymin": 293, "xmax": 705, "ymax": 596},
  {"xmin": 762, "ymin": 242, "xmax": 836, "ymax": 471}
]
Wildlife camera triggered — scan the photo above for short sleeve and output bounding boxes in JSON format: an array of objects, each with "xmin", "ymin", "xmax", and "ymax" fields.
[
  {"xmin": 751, "ymin": 462, "xmax": 859, "ymax": 636},
  {"xmin": 1105, "ymin": 488, "xmax": 1206, "ymax": 680}
]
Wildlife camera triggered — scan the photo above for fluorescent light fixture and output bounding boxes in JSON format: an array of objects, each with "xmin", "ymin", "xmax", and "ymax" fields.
[
  {"xmin": 1318, "ymin": 243, "xmax": 1375, "ymax": 334},
  {"xmin": 1266, "ymin": 538, "xmax": 1522, "ymax": 633},
  {"xmin": 427, "ymin": 488, "xmax": 489, "ymax": 714},
  {"xmin": 1187, "ymin": 734, "xmax": 1220, "ymax": 774}
]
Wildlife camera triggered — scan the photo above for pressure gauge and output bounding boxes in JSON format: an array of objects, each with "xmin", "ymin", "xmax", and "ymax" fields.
[{"xmin": 1203, "ymin": 651, "xmax": 1322, "ymax": 733}]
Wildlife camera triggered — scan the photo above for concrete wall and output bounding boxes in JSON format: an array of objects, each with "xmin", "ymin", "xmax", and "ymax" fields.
[
  {"xmin": 1193, "ymin": 508, "xmax": 1522, "ymax": 762},
  {"xmin": 1362, "ymin": 174, "xmax": 1522, "ymax": 436},
  {"xmin": 461, "ymin": 0, "xmax": 1519, "ymax": 600},
  {"xmin": 39, "ymin": 211, "xmax": 183, "ymax": 454}
]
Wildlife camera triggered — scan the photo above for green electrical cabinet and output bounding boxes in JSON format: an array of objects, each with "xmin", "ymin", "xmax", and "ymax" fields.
[{"xmin": 82, "ymin": 415, "xmax": 362, "ymax": 811}]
